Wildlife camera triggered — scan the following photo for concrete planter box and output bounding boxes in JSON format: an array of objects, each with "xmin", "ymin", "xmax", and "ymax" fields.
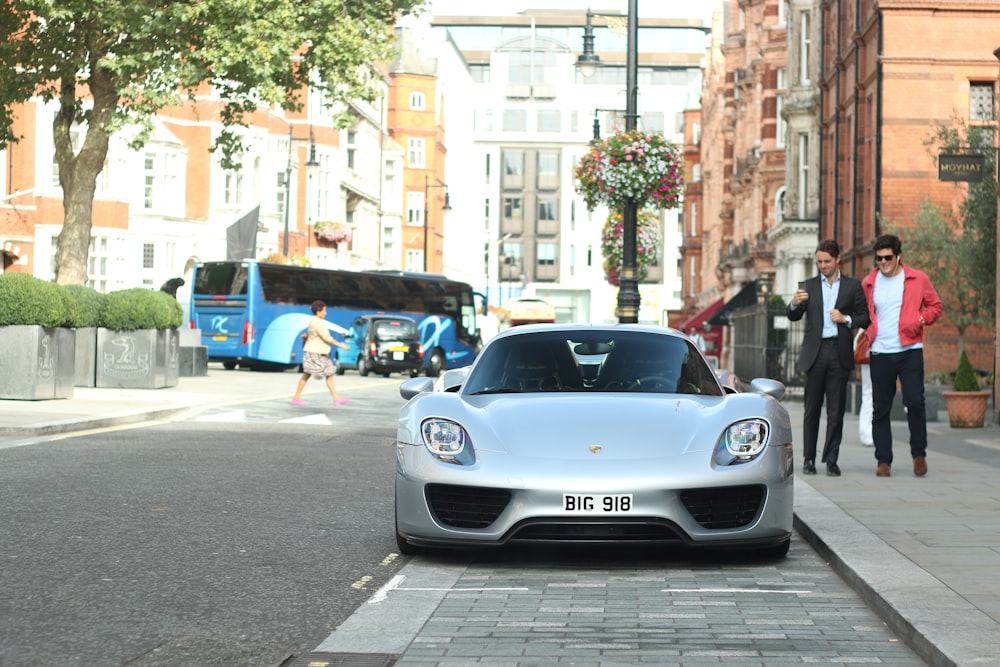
[
  {"xmin": 74, "ymin": 326, "xmax": 98, "ymax": 387},
  {"xmin": 96, "ymin": 328, "xmax": 179, "ymax": 389},
  {"xmin": 0, "ymin": 325, "xmax": 76, "ymax": 400}
]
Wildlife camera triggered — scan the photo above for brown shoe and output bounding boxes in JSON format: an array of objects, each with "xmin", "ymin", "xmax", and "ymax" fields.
[
  {"xmin": 876, "ymin": 463, "xmax": 891, "ymax": 477},
  {"xmin": 913, "ymin": 456, "xmax": 928, "ymax": 477}
]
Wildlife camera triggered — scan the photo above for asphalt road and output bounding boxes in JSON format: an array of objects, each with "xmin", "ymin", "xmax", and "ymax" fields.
[{"xmin": 1, "ymin": 384, "xmax": 406, "ymax": 666}]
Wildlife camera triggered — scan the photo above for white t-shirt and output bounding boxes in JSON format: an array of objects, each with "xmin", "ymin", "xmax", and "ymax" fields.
[{"xmin": 871, "ymin": 268, "xmax": 920, "ymax": 353}]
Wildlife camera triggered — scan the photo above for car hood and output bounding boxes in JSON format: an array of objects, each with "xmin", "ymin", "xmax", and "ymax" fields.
[{"xmin": 399, "ymin": 393, "xmax": 757, "ymax": 459}]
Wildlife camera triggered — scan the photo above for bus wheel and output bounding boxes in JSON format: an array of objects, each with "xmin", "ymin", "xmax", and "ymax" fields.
[
  {"xmin": 426, "ymin": 349, "xmax": 445, "ymax": 377},
  {"xmin": 223, "ymin": 361, "xmax": 237, "ymax": 370}
]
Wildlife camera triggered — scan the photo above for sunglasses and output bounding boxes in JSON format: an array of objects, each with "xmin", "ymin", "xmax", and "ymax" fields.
[{"xmin": 875, "ymin": 254, "xmax": 895, "ymax": 263}]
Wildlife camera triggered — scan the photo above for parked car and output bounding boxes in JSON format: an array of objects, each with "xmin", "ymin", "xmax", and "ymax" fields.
[
  {"xmin": 336, "ymin": 315, "xmax": 423, "ymax": 378},
  {"xmin": 394, "ymin": 323, "xmax": 794, "ymax": 557}
]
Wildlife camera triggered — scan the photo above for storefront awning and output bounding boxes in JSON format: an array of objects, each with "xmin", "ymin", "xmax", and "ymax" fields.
[
  {"xmin": 676, "ymin": 297, "xmax": 723, "ymax": 332},
  {"xmin": 707, "ymin": 280, "xmax": 760, "ymax": 326}
]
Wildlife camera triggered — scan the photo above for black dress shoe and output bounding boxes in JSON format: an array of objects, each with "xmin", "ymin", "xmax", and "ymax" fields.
[
  {"xmin": 802, "ymin": 459, "xmax": 816, "ymax": 474},
  {"xmin": 826, "ymin": 462, "xmax": 841, "ymax": 477}
]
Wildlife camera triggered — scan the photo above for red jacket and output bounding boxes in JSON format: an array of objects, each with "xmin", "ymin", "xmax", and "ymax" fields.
[{"xmin": 861, "ymin": 263, "xmax": 943, "ymax": 347}]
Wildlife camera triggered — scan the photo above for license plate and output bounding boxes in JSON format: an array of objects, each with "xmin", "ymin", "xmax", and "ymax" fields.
[
  {"xmin": 563, "ymin": 494, "xmax": 633, "ymax": 513},
  {"xmin": 212, "ymin": 335, "xmax": 226, "ymax": 341},
  {"xmin": 392, "ymin": 352, "xmax": 404, "ymax": 361}
]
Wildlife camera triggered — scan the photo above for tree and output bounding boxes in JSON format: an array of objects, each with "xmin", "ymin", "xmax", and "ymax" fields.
[
  {"xmin": 0, "ymin": 0, "xmax": 425, "ymax": 284},
  {"xmin": 882, "ymin": 117, "xmax": 997, "ymax": 358}
]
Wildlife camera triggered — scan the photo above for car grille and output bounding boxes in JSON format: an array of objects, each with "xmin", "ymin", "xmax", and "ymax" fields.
[
  {"xmin": 680, "ymin": 485, "xmax": 766, "ymax": 529},
  {"xmin": 426, "ymin": 484, "xmax": 512, "ymax": 528},
  {"xmin": 509, "ymin": 518, "xmax": 684, "ymax": 542}
]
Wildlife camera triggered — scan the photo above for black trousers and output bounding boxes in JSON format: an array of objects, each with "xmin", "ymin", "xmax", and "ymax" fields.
[{"xmin": 802, "ymin": 340, "xmax": 849, "ymax": 463}]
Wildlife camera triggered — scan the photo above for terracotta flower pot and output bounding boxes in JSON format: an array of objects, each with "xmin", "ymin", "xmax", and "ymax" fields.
[{"xmin": 942, "ymin": 389, "xmax": 991, "ymax": 428}]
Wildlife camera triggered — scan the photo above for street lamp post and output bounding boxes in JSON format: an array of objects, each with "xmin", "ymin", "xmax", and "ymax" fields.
[
  {"xmin": 577, "ymin": 2, "xmax": 641, "ymax": 323},
  {"xmin": 423, "ymin": 174, "xmax": 451, "ymax": 272},
  {"xmin": 278, "ymin": 118, "xmax": 318, "ymax": 258}
]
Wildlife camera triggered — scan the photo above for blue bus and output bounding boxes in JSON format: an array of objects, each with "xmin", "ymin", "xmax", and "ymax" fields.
[{"xmin": 189, "ymin": 261, "xmax": 481, "ymax": 375}]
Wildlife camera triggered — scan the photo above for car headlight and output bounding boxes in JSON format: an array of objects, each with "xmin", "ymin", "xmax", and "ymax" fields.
[
  {"xmin": 714, "ymin": 419, "xmax": 769, "ymax": 466},
  {"xmin": 421, "ymin": 419, "xmax": 476, "ymax": 465}
]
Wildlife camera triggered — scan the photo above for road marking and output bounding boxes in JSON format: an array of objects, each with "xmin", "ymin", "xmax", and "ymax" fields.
[
  {"xmin": 196, "ymin": 409, "xmax": 247, "ymax": 422},
  {"xmin": 280, "ymin": 413, "xmax": 334, "ymax": 425}
]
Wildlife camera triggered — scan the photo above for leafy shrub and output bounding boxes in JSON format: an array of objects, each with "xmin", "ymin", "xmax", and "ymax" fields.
[
  {"xmin": 952, "ymin": 351, "xmax": 980, "ymax": 392},
  {"xmin": 100, "ymin": 288, "xmax": 183, "ymax": 331},
  {"xmin": 0, "ymin": 273, "xmax": 75, "ymax": 327},
  {"xmin": 65, "ymin": 284, "xmax": 104, "ymax": 328}
]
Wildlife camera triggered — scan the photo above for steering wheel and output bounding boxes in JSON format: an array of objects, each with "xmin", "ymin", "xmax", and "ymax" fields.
[{"xmin": 628, "ymin": 375, "xmax": 675, "ymax": 392}]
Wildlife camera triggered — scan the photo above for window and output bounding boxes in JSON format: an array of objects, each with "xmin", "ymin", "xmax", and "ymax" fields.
[
  {"xmin": 224, "ymin": 171, "xmax": 243, "ymax": 206},
  {"xmin": 407, "ymin": 137, "xmax": 426, "ymax": 168},
  {"xmin": 469, "ymin": 64, "xmax": 490, "ymax": 83},
  {"xmin": 689, "ymin": 201, "xmax": 698, "ymax": 236},
  {"xmin": 797, "ymin": 134, "xmax": 809, "ymax": 219},
  {"xmin": 692, "ymin": 163, "xmax": 701, "ymax": 182},
  {"xmin": 641, "ymin": 112, "xmax": 665, "ymax": 133},
  {"xmin": 504, "ymin": 152, "xmax": 524, "ymax": 176},
  {"xmin": 485, "ymin": 153, "xmax": 491, "ymax": 184},
  {"xmin": 503, "ymin": 110, "xmax": 527, "ymax": 132},
  {"xmin": 776, "ymin": 68, "xmax": 787, "ymax": 147},
  {"xmin": 970, "ymin": 82, "xmax": 994, "ymax": 121},
  {"xmin": 799, "ymin": 12, "xmax": 811, "ymax": 85},
  {"xmin": 142, "ymin": 243, "xmax": 155, "ymax": 270},
  {"xmin": 87, "ymin": 235, "xmax": 110, "ymax": 293},
  {"xmin": 276, "ymin": 171, "xmax": 287, "ymax": 215},
  {"xmin": 406, "ymin": 191, "xmax": 425, "ymax": 226},
  {"xmin": 347, "ymin": 131, "xmax": 357, "ymax": 171},
  {"xmin": 537, "ymin": 151, "xmax": 559, "ymax": 189},
  {"xmin": 503, "ymin": 197, "xmax": 523, "ymax": 220},
  {"xmin": 409, "ymin": 91, "xmax": 426, "ymax": 110},
  {"xmin": 537, "ymin": 110, "xmax": 560, "ymax": 132},
  {"xmin": 508, "ymin": 50, "xmax": 556, "ymax": 85},
  {"xmin": 537, "ymin": 242, "xmax": 557, "ymax": 266},
  {"xmin": 405, "ymin": 249, "xmax": 423, "ymax": 272},
  {"xmin": 538, "ymin": 196, "xmax": 557, "ymax": 221},
  {"xmin": 484, "ymin": 198, "xmax": 490, "ymax": 225}
]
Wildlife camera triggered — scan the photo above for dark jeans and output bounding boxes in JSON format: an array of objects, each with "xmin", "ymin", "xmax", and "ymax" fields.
[
  {"xmin": 802, "ymin": 340, "xmax": 849, "ymax": 463},
  {"xmin": 869, "ymin": 348, "xmax": 927, "ymax": 466}
]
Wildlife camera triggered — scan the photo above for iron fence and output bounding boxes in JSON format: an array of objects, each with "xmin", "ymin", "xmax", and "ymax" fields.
[{"xmin": 729, "ymin": 303, "xmax": 806, "ymax": 387}]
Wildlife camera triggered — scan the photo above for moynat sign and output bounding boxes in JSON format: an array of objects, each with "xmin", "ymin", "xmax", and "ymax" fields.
[{"xmin": 938, "ymin": 154, "xmax": 985, "ymax": 182}]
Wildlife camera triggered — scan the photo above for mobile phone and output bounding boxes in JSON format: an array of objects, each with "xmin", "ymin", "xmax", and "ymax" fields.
[{"xmin": 798, "ymin": 281, "xmax": 806, "ymax": 290}]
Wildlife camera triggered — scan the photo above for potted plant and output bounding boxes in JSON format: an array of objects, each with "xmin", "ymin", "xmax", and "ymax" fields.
[
  {"xmin": 313, "ymin": 221, "xmax": 352, "ymax": 249},
  {"xmin": 97, "ymin": 288, "xmax": 183, "ymax": 389},
  {"xmin": 600, "ymin": 208, "xmax": 661, "ymax": 286},
  {"xmin": 574, "ymin": 128, "xmax": 684, "ymax": 212},
  {"xmin": 0, "ymin": 272, "xmax": 78, "ymax": 400},
  {"xmin": 942, "ymin": 351, "xmax": 991, "ymax": 427},
  {"xmin": 66, "ymin": 284, "xmax": 105, "ymax": 387}
]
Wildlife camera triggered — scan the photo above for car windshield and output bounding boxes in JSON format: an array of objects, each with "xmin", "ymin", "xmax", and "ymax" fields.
[{"xmin": 464, "ymin": 331, "xmax": 722, "ymax": 396}]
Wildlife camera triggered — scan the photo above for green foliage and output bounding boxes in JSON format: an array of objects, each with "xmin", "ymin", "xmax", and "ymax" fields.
[
  {"xmin": 952, "ymin": 351, "xmax": 980, "ymax": 392},
  {"xmin": 881, "ymin": 117, "xmax": 997, "ymax": 352},
  {"xmin": 65, "ymin": 284, "xmax": 105, "ymax": 328},
  {"xmin": 0, "ymin": 0, "xmax": 426, "ymax": 283},
  {"xmin": 100, "ymin": 288, "xmax": 183, "ymax": 331},
  {"xmin": 0, "ymin": 273, "xmax": 75, "ymax": 327}
]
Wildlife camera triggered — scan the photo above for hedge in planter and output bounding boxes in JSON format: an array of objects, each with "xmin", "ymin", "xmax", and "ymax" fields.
[
  {"xmin": 0, "ymin": 273, "xmax": 77, "ymax": 399},
  {"xmin": 66, "ymin": 284, "xmax": 105, "ymax": 387},
  {"xmin": 97, "ymin": 288, "xmax": 183, "ymax": 389}
]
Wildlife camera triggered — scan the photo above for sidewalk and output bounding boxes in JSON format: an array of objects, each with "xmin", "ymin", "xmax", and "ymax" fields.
[{"xmin": 2, "ymin": 374, "xmax": 998, "ymax": 666}]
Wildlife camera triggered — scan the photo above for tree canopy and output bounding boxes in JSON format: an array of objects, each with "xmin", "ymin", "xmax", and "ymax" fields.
[
  {"xmin": 0, "ymin": 0, "xmax": 425, "ymax": 283},
  {"xmin": 883, "ymin": 117, "xmax": 997, "ymax": 358}
]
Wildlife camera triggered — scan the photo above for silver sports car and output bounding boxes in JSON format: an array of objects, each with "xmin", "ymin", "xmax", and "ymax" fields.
[{"xmin": 394, "ymin": 324, "xmax": 794, "ymax": 557}]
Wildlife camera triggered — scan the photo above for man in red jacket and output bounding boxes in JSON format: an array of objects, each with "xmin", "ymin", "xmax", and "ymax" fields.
[{"xmin": 861, "ymin": 234, "xmax": 943, "ymax": 478}]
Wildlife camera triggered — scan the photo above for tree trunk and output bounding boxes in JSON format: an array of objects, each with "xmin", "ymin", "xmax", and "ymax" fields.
[{"xmin": 53, "ymin": 71, "xmax": 115, "ymax": 286}]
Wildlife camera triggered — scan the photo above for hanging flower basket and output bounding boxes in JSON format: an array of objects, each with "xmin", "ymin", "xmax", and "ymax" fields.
[
  {"xmin": 314, "ymin": 222, "xmax": 352, "ymax": 247},
  {"xmin": 574, "ymin": 129, "xmax": 685, "ymax": 212},
  {"xmin": 601, "ymin": 209, "xmax": 662, "ymax": 286}
]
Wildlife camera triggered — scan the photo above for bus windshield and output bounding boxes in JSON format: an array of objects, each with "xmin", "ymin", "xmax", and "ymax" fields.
[{"xmin": 190, "ymin": 261, "xmax": 479, "ymax": 375}]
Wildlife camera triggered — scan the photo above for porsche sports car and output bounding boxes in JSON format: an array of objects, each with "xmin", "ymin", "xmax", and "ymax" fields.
[{"xmin": 394, "ymin": 324, "xmax": 794, "ymax": 557}]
